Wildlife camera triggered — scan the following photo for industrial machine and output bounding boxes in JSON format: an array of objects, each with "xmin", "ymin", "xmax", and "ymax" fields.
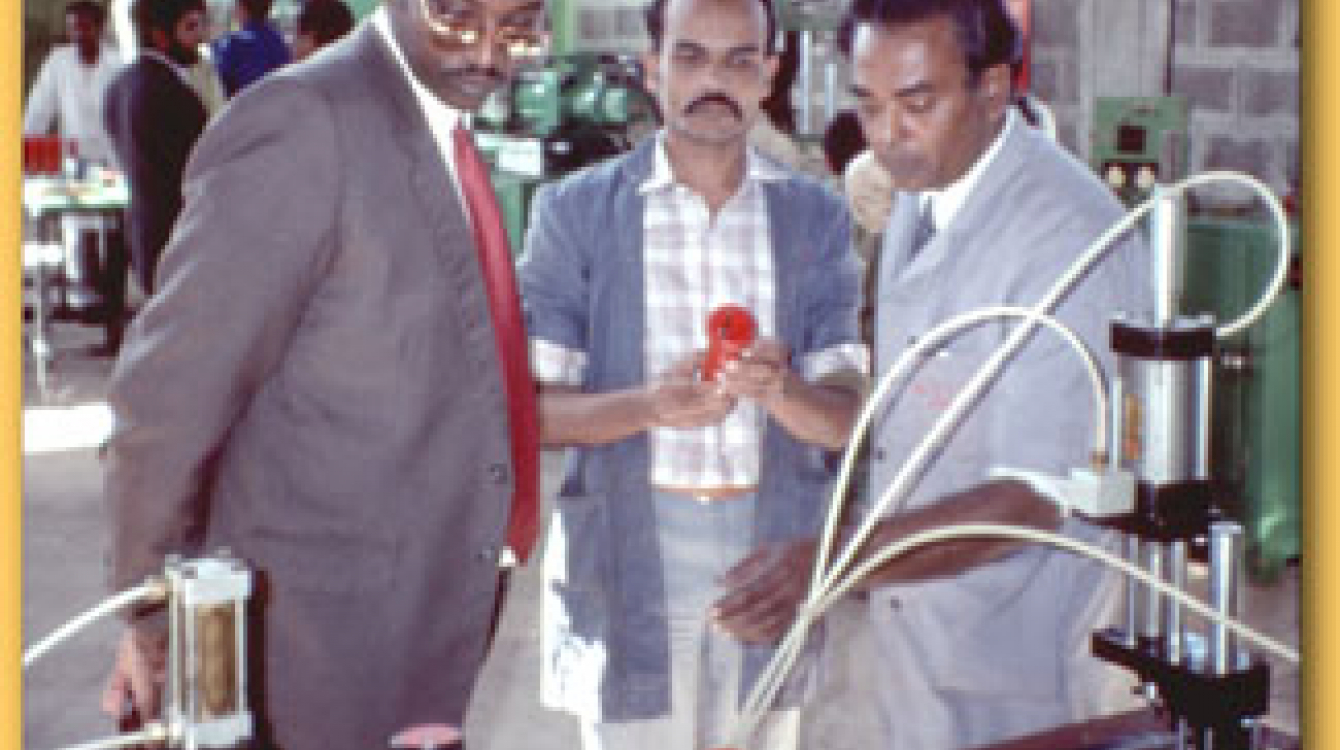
[
  {"xmin": 24, "ymin": 553, "xmax": 255, "ymax": 750},
  {"xmin": 1182, "ymin": 217, "xmax": 1301, "ymax": 578},
  {"xmin": 1091, "ymin": 95, "xmax": 1190, "ymax": 205},
  {"xmin": 1089, "ymin": 189, "xmax": 1281, "ymax": 750},
  {"xmin": 470, "ymin": 0, "xmax": 661, "ymax": 248},
  {"xmin": 1091, "ymin": 95, "xmax": 1299, "ymax": 580},
  {"xmin": 722, "ymin": 172, "xmax": 1294, "ymax": 750}
]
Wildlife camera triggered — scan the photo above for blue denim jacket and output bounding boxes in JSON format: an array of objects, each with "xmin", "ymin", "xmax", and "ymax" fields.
[{"xmin": 518, "ymin": 137, "xmax": 863, "ymax": 721}]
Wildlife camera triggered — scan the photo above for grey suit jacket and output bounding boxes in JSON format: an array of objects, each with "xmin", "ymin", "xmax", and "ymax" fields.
[{"xmin": 104, "ymin": 23, "xmax": 516, "ymax": 750}]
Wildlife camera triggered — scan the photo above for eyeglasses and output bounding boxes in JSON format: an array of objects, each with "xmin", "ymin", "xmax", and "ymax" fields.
[{"xmin": 418, "ymin": 0, "xmax": 549, "ymax": 59}]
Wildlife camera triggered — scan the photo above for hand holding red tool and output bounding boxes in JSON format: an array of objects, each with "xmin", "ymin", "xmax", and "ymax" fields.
[{"xmin": 701, "ymin": 304, "xmax": 757, "ymax": 382}]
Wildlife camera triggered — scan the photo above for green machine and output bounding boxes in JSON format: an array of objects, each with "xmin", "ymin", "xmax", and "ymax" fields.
[
  {"xmin": 1091, "ymin": 96, "xmax": 1299, "ymax": 577},
  {"xmin": 1181, "ymin": 217, "xmax": 1301, "ymax": 578},
  {"xmin": 1090, "ymin": 96, "xmax": 1189, "ymax": 205},
  {"xmin": 473, "ymin": 0, "xmax": 662, "ymax": 249}
]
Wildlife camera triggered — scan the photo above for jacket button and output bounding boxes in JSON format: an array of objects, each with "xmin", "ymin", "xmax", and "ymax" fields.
[{"xmin": 488, "ymin": 463, "xmax": 509, "ymax": 483}]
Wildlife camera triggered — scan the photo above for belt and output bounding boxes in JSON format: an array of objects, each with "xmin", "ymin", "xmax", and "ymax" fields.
[{"xmin": 652, "ymin": 483, "xmax": 757, "ymax": 502}]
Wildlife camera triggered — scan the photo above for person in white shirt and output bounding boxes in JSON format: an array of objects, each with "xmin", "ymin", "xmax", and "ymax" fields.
[
  {"xmin": 26, "ymin": 0, "xmax": 130, "ymax": 355},
  {"xmin": 25, "ymin": 0, "xmax": 123, "ymax": 166}
]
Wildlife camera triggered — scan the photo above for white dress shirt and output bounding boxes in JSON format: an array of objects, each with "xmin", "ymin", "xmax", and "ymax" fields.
[{"xmin": 23, "ymin": 43, "xmax": 124, "ymax": 165}]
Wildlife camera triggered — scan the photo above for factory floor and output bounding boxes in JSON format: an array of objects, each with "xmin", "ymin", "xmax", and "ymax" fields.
[{"xmin": 20, "ymin": 321, "xmax": 1303, "ymax": 750}]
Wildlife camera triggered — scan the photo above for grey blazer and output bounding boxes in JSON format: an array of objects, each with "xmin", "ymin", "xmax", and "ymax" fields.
[{"xmin": 104, "ymin": 23, "xmax": 515, "ymax": 750}]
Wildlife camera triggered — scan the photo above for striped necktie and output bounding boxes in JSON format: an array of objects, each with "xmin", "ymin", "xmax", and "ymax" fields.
[{"xmin": 909, "ymin": 196, "xmax": 936, "ymax": 259}]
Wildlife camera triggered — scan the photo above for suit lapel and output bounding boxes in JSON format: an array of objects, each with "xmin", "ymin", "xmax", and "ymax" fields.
[{"xmin": 352, "ymin": 23, "xmax": 480, "ymax": 270}]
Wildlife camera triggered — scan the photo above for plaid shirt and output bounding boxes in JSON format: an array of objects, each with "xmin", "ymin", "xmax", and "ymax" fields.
[{"xmin": 531, "ymin": 135, "xmax": 868, "ymax": 489}]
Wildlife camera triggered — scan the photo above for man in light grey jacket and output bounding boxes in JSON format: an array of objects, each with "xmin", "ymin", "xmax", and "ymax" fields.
[{"xmin": 714, "ymin": 0, "xmax": 1148, "ymax": 747}]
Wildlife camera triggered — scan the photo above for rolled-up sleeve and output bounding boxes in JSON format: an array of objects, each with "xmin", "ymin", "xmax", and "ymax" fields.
[
  {"xmin": 518, "ymin": 181, "xmax": 592, "ymax": 384},
  {"xmin": 799, "ymin": 191, "xmax": 869, "ymax": 381}
]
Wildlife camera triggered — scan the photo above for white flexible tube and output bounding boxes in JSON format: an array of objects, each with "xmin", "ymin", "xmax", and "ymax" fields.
[
  {"xmin": 1169, "ymin": 171, "xmax": 1292, "ymax": 339},
  {"xmin": 808, "ymin": 306, "xmax": 1108, "ymax": 597},
  {"xmin": 811, "ymin": 170, "xmax": 1289, "ymax": 619},
  {"xmin": 22, "ymin": 580, "xmax": 166, "ymax": 669},
  {"xmin": 57, "ymin": 723, "xmax": 168, "ymax": 750},
  {"xmin": 738, "ymin": 171, "xmax": 1292, "ymax": 745},
  {"xmin": 736, "ymin": 523, "xmax": 1299, "ymax": 745}
]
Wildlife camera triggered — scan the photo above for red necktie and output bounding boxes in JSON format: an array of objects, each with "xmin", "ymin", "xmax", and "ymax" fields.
[{"xmin": 452, "ymin": 125, "xmax": 539, "ymax": 563}]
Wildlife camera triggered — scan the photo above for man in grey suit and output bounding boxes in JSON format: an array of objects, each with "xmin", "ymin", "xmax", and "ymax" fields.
[
  {"xmin": 98, "ymin": 0, "xmax": 546, "ymax": 746},
  {"xmin": 714, "ymin": 0, "xmax": 1147, "ymax": 747}
]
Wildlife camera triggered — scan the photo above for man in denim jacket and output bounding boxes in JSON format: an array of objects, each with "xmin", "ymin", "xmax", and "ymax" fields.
[{"xmin": 517, "ymin": 0, "xmax": 865, "ymax": 746}]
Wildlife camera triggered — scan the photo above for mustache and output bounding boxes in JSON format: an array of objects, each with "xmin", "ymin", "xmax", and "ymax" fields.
[
  {"xmin": 685, "ymin": 92, "xmax": 742, "ymax": 119},
  {"xmin": 438, "ymin": 63, "xmax": 507, "ymax": 83}
]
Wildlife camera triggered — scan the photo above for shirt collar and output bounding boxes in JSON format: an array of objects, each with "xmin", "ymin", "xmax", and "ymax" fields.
[
  {"xmin": 638, "ymin": 129, "xmax": 789, "ymax": 195},
  {"xmin": 372, "ymin": 7, "xmax": 465, "ymax": 132},
  {"xmin": 140, "ymin": 49, "xmax": 194, "ymax": 86},
  {"xmin": 919, "ymin": 106, "xmax": 1017, "ymax": 231}
]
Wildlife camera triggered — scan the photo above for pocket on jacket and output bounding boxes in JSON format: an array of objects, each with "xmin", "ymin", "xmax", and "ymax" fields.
[
  {"xmin": 544, "ymin": 492, "xmax": 609, "ymax": 594},
  {"xmin": 242, "ymin": 525, "xmax": 399, "ymax": 593}
]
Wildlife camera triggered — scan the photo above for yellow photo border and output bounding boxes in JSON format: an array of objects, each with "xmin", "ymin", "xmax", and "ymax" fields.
[
  {"xmin": 0, "ymin": 1, "xmax": 1331, "ymax": 748},
  {"xmin": 5, "ymin": 0, "xmax": 23, "ymax": 745},
  {"xmin": 1304, "ymin": 0, "xmax": 1333, "ymax": 746}
]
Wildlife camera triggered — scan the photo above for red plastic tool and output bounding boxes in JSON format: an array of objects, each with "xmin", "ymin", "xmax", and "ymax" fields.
[{"xmin": 701, "ymin": 304, "xmax": 756, "ymax": 382}]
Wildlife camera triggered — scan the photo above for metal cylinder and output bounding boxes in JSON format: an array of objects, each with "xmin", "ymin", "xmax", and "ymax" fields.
[
  {"xmin": 1209, "ymin": 521, "xmax": 1243, "ymax": 675},
  {"xmin": 1109, "ymin": 370, "xmax": 1127, "ymax": 470},
  {"xmin": 823, "ymin": 59, "xmax": 839, "ymax": 126},
  {"xmin": 1195, "ymin": 355, "xmax": 1213, "ymax": 478},
  {"xmin": 1123, "ymin": 535, "xmax": 1140, "ymax": 644},
  {"xmin": 1118, "ymin": 351, "xmax": 1212, "ymax": 484},
  {"xmin": 1141, "ymin": 542, "xmax": 1165, "ymax": 642},
  {"xmin": 1164, "ymin": 539, "xmax": 1187, "ymax": 664},
  {"xmin": 799, "ymin": 29, "xmax": 814, "ymax": 135}
]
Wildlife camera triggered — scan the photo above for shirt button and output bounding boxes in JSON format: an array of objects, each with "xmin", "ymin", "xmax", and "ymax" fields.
[
  {"xmin": 874, "ymin": 448, "xmax": 887, "ymax": 461},
  {"xmin": 889, "ymin": 598, "xmax": 902, "ymax": 611},
  {"xmin": 488, "ymin": 463, "xmax": 509, "ymax": 483}
]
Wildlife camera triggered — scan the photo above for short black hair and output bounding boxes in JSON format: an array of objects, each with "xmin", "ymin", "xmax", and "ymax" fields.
[
  {"xmin": 644, "ymin": 0, "xmax": 778, "ymax": 55},
  {"xmin": 131, "ymin": 0, "xmax": 205, "ymax": 46},
  {"xmin": 297, "ymin": 0, "xmax": 355, "ymax": 46},
  {"xmin": 837, "ymin": 0, "xmax": 1020, "ymax": 85},
  {"xmin": 65, "ymin": 0, "xmax": 107, "ymax": 26},
  {"xmin": 239, "ymin": 0, "xmax": 274, "ymax": 21},
  {"xmin": 821, "ymin": 109, "xmax": 866, "ymax": 175}
]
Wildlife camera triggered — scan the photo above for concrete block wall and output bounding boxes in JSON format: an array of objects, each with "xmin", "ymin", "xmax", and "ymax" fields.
[{"xmin": 1029, "ymin": 0, "xmax": 1298, "ymax": 198}]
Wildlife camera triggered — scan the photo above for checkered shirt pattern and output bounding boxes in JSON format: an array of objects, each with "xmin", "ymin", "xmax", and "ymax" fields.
[
  {"xmin": 528, "ymin": 135, "xmax": 870, "ymax": 490},
  {"xmin": 638, "ymin": 139, "xmax": 784, "ymax": 489}
]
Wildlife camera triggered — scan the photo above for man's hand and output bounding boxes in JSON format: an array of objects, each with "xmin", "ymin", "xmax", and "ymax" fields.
[
  {"xmin": 101, "ymin": 627, "xmax": 168, "ymax": 725},
  {"xmin": 711, "ymin": 537, "xmax": 818, "ymax": 644},
  {"xmin": 644, "ymin": 352, "xmax": 736, "ymax": 429},
  {"xmin": 715, "ymin": 337, "xmax": 791, "ymax": 408}
]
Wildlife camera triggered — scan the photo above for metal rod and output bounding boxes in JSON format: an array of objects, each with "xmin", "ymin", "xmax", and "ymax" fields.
[
  {"xmin": 1195, "ymin": 355, "xmax": 1213, "ymax": 479},
  {"xmin": 1142, "ymin": 542, "xmax": 1165, "ymax": 641},
  {"xmin": 823, "ymin": 58, "xmax": 838, "ymax": 126},
  {"xmin": 1109, "ymin": 372, "xmax": 1125, "ymax": 470},
  {"xmin": 1150, "ymin": 187, "xmax": 1183, "ymax": 327},
  {"xmin": 1209, "ymin": 521, "xmax": 1243, "ymax": 675},
  {"xmin": 799, "ymin": 29, "xmax": 814, "ymax": 136},
  {"xmin": 1124, "ymin": 535, "xmax": 1140, "ymax": 644},
  {"xmin": 1165, "ymin": 539, "xmax": 1187, "ymax": 663}
]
